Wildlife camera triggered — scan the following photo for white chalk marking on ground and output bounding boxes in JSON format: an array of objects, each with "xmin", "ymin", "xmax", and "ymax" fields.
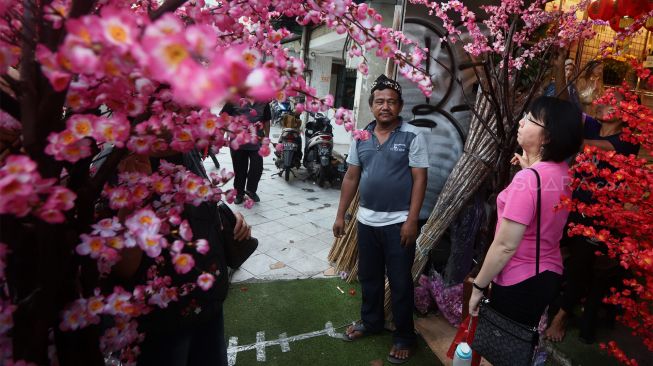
[
  {"xmin": 256, "ymin": 331, "xmax": 266, "ymax": 362},
  {"xmin": 227, "ymin": 337, "xmax": 239, "ymax": 366},
  {"xmin": 227, "ymin": 321, "xmax": 346, "ymax": 364},
  {"xmin": 278, "ymin": 332, "xmax": 290, "ymax": 353},
  {"xmin": 325, "ymin": 321, "xmax": 338, "ymax": 338}
]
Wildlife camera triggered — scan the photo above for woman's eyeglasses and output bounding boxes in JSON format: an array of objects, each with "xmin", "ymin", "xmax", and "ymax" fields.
[{"xmin": 522, "ymin": 114, "xmax": 546, "ymax": 129}]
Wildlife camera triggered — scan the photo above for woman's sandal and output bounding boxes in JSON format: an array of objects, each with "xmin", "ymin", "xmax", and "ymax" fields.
[
  {"xmin": 342, "ymin": 323, "xmax": 372, "ymax": 342},
  {"xmin": 386, "ymin": 344, "xmax": 415, "ymax": 364}
]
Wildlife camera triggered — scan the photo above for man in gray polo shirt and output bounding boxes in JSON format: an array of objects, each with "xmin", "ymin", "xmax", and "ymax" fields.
[{"xmin": 333, "ymin": 74, "xmax": 428, "ymax": 364}]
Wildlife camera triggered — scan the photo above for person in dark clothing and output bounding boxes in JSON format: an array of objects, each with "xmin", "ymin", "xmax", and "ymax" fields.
[
  {"xmin": 545, "ymin": 102, "xmax": 640, "ymax": 344},
  {"xmin": 114, "ymin": 151, "xmax": 252, "ymax": 366},
  {"xmin": 222, "ymin": 101, "xmax": 271, "ymax": 204}
]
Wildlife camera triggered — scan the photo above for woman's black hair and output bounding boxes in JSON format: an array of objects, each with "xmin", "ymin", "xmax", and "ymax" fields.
[{"xmin": 528, "ymin": 96, "xmax": 583, "ymax": 162}]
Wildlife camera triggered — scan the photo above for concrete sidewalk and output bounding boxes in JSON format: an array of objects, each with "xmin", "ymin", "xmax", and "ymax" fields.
[{"xmin": 204, "ymin": 125, "xmax": 350, "ymax": 283}]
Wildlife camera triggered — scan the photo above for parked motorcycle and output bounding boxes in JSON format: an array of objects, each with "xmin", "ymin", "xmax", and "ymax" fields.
[
  {"xmin": 271, "ymin": 100, "xmax": 292, "ymax": 127},
  {"xmin": 273, "ymin": 113, "xmax": 302, "ymax": 181},
  {"xmin": 303, "ymin": 112, "xmax": 334, "ymax": 187}
]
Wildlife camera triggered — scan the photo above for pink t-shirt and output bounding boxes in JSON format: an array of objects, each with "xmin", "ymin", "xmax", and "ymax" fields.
[{"xmin": 494, "ymin": 161, "xmax": 571, "ymax": 286}]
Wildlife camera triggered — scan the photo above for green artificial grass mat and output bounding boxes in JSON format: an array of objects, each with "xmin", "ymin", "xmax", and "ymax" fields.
[{"xmin": 223, "ymin": 278, "xmax": 441, "ymax": 366}]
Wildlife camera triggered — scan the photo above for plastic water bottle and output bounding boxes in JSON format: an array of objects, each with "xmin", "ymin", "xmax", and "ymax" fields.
[{"xmin": 452, "ymin": 342, "xmax": 472, "ymax": 366}]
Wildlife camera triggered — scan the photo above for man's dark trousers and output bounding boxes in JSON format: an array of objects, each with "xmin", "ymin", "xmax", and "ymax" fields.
[
  {"xmin": 357, "ymin": 221, "xmax": 416, "ymax": 346},
  {"xmin": 230, "ymin": 148, "xmax": 263, "ymax": 195}
]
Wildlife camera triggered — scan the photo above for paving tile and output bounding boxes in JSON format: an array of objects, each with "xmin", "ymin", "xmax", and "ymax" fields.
[
  {"xmin": 286, "ymin": 255, "xmax": 330, "ymax": 277},
  {"xmin": 258, "ymin": 209, "xmax": 291, "ymax": 221},
  {"xmin": 278, "ymin": 205, "xmax": 311, "ymax": 215},
  {"xmin": 239, "ymin": 252, "xmax": 278, "ymax": 276},
  {"xmin": 237, "ymin": 213, "xmax": 271, "ymax": 226},
  {"xmin": 311, "ymin": 246, "xmax": 333, "ymax": 262},
  {"xmin": 271, "ymin": 229, "xmax": 310, "ymax": 244},
  {"xmin": 257, "ymin": 265, "xmax": 303, "ymax": 280},
  {"xmin": 301, "ymin": 200, "xmax": 329, "ymax": 210},
  {"xmin": 230, "ymin": 268, "xmax": 255, "ymax": 283},
  {"xmin": 314, "ymin": 232, "xmax": 336, "ymax": 246},
  {"xmin": 265, "ymin": 246, "xmax": 310, "ymax": 264},
  {"xmin": 297, "ymin": 236, "xmax": 331, "ymax": 256},
  {"xmin": 254, "ymin": 235, "xmax": 289, "ymax": 254},
  {"xmin": 311, "ymin": 219, "xmax": 336, "ymax": 232},
  {"xmin": 293, "ymin": 221, "xmax": 329, "ymax": 236},
  {"xmin": 251, "ymin": 221, "xmax": 289, "ymax": 235}
]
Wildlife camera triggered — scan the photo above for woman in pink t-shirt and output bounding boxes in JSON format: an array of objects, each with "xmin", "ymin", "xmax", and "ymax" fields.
[{"xmin": 469, "ymin": 97, "xmax": 583, "ymax": 328}]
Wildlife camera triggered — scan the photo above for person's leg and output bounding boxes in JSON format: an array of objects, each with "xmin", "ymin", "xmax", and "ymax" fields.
[
  {"xmin": 245, "ymin": 149, "xmax": 264, "ymax": 197},
  {"xmin": 353, "ymin": 222, "xmax": 385, "ymax": 335},
  {"xmin": 490, "ymin": 271, "xmax": 561, "ymax": 327},
  {"xmin": 546, "ymin": 236, "xmax": 596, "ymax": 341},
  {"xmin": 188, "ymin": 306, "xmax": 228, "ymax": 366},
  {"xmin": 230, "ymin": 149, "xmax": 249, "ymax": 201},
  {"xmin": 383, "ymin": 223, "xmax": 416, "ymax": 344},
  {"xmin": 383, "ymin": 222, "xmax": 417, "ymax": 362},
  {"xmin": 578, "ymin": 264, "xmax": 623, "ymax": 344}
]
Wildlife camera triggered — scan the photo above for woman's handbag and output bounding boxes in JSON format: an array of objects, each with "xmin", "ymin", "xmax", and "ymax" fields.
[
  {"xmin": 471, "ymin": 298, "xmax": 539, "ymax": 366},
  {"xmin": 216, "ymin": 202, "xmax": 258, "ymax": 269},
  {"xmin": 470, "ymin": 168, "xmax": 542, "ymax": 366}
]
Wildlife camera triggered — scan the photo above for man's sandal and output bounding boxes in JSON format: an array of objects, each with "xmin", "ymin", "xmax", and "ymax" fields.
[
  {"xmin": 386, "ymin": 344, "xmax": 415, "ymax": 364},
  {"xmin": 342, "ymin": 323, "xmax": 374, "ymax": 342}
]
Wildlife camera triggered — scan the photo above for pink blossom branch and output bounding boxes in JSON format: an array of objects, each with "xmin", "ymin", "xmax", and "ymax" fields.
[{"xmin": 149, "ymin": 0, "xmax": 187, "ymax": 21}]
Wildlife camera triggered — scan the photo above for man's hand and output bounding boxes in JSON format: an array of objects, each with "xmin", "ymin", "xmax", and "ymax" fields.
[
  {"xmin": 234, "ymin": 212, "xmax": 252, "ymax": 241},
  {"xmin": 400, "ymin": 220, "xmax": 418, "ymax": 247},
  {"xmin": 333, "ymin": 217, "xmax": 345, "ymax": 238}
]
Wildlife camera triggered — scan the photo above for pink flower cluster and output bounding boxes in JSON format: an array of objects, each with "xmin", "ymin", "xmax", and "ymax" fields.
[
  {"xmin": 409, "ymin": 0, "xmax": 596, "ymax": 71},
  {"xmin": 0, "ymin": 2, "xmax": 455, "ymax": 364},
  {"xmin": 327, "ymin": 1, "xmax": 433, "ymax": 97},
  {"xmin": 43, "ymin": 0, "xmax": 71, "ymax": 29},
  {"xmin": 27, "ymin": 0, "xmax": 439, "ymax": 162},
  {"xmin": 352, "ymin": 129, "xmax": 372, "ymax": 141},
  {"xmin": 0, "ymin": 155, "xmax": 76, "ymax": 223},
  {"xmin": 334, "ymin": 107, "xmax": 356, "ymax": 132},
  {"xmin": 100, "ymin": 317, "xmax": 142, "ymax": 366},
  {"xmin": 45, "ymin": 114, "xmax": 130, "ymax": 162}
]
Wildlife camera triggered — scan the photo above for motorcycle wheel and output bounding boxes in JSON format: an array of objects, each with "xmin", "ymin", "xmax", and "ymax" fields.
[
  {"xmin": 317, "ymin": 165, "xmax": 327, "ymax": 187},
  {"xmin": 284, "ymin": 168, "xmax": 290, "ymax": 182}
]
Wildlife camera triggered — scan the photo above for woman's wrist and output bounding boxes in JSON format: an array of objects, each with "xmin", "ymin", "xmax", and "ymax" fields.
[{"xmin": 472, "ymin": 281, "xmax": 488, "ymax": 291}]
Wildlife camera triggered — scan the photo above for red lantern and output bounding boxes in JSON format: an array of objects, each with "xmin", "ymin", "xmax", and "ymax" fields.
[
  {"xmin": 589, "ymin": 1, "xmax": 602, "ymax": 19},
  {"xmin": 609, "ymin": 16, "xmax": 637, "ymax": 32},
  {"xmin": 597, "ymin": 0, "xmax": 617, "ymax": 20},
  {"xmin": 616, "ymin": 0, "xmax": 647, "ymax": 17}
]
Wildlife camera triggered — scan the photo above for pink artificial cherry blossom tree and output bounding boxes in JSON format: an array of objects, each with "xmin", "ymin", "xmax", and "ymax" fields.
[{"xmin": 0, "ymin": 0, "xmax": 430, "ymax": 364}]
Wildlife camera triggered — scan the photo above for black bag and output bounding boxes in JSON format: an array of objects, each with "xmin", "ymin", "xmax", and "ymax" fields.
[
  {"xmin": 216, "ymin": 202, "xmax": 258, "ymax": 269},
  {"xmin": 471, "ymin": 168, "xmax": 542, "ymax": 366}
]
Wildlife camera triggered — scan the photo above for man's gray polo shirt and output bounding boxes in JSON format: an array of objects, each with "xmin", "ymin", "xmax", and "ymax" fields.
[{"xmin": 346, "ymin": 120, "xmax": 429, "ymax": 226}]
